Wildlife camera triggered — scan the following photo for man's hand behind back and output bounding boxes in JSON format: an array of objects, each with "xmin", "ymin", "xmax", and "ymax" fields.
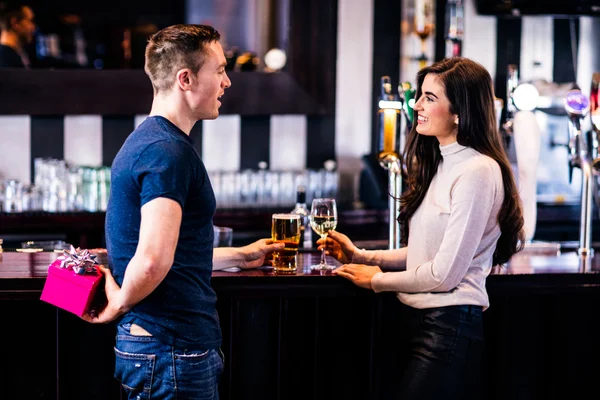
[{"xmin": 82, "ymin": 266, "xmax": 128, "ymax": 324}]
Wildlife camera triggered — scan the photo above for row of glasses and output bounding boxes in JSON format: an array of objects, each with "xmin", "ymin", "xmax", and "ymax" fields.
[
  {"xmin": 0, "ymin": 158, "xmax": 111, "ymax": 213},
  {"xmin": 0, "ymin": 179, "xmax": 46, "ymax": 213},
  {"xmin": 271, "ymin": 198, "xmax": 338, "ymax": 273},
  {"xmin": 210, "ymin": 168, "xmax": 338, "ymax": 209}
]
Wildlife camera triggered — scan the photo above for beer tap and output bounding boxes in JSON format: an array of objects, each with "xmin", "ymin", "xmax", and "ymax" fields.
[
  {"xmin": 377, "ymin": 76, "xmax": 405, "ymax": 249},
  {"xmin": 564, "ymin": 88, "xmax": 592, "ymax": 255},
  {"xmin": 501, "ymin": 65, "xmax": 519, "ymax": 147}
]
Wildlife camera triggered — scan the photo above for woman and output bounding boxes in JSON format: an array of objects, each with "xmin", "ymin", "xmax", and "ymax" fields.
[{"xmin": 322, "ymin": 57, "xmax": 524, "ymax": 399}]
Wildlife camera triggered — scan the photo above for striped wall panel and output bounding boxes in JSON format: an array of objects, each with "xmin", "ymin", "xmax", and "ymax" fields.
[
  {"xmin": 520, "ymin": 17, "xmax": 554, "ymax": 82},
  {"xmin": 270, "ymin": 115, "xmax": 307, "ymax": 171},
  {"xmin": 0, "ymin": 116, "xmax": 30, "ymax": 183},
  {"xmin": 0, "ymin": 114, "xmax": 323, "ymax": 184},
  {"xmin": 102, "ymin": 116, "xmax": 134, "ymax": 167},
  {"xmin": 30, "ymin": 116, "xmax": 63, "ymax": 182},
  {"xmin": 462, "ymin": 0, "xmax": 497, "ymax": 80},
  {"xmin": 553, "ymin": 18, "xmax": 579, "ymax": 84},
  {"xmin": 64, "ymin": 116, "xmax": 103, "ymax": 167},
  {"xmin": 241, "ymin": 116, "xmax": 271, "ymax": 170},
  {"xmin": 202, "ymin": 116, "xmax": 242, "ymax": 172}
]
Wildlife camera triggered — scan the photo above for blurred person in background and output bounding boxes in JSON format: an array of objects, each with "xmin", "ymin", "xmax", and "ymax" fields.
[{"xmin": 0, "ymin": 1, "xmax": 35, "ymax": 68}]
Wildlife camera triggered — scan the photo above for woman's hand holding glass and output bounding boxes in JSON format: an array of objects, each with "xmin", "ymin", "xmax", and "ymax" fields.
[
  {"xmin": 316, "ymin": 230, "xmax": 356, "ymax": 264},
  {"xmin": 309, "ymin": 198, "xmax": 338, "ymax": 271},
  {"xmin": 319, "ymin": 230, "xmax": 383, "ymax": 289}
]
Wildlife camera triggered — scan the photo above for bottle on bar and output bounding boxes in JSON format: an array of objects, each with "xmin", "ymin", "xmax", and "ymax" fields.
[
  {"xmin": 290, "ymin": 186, "xmax": 312, "ymax": 249},
  {"xmin": 445, "ymin": 0, "xmax": 464, "ymax": 57}
]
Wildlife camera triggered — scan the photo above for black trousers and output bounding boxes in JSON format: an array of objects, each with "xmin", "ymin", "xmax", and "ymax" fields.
[{"xmin": 382, "ymin": 304, "xmax": 485, "ymax": 400}]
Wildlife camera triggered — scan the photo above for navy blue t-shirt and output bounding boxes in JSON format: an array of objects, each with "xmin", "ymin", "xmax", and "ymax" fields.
[{"xmin": 105, "ymin": 116, "xmax": 220, "ymax": 350}]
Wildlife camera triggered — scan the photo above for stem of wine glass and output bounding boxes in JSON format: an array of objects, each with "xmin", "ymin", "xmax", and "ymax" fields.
[{"xmin": 320, "ymin": 234, "xmax": 327, "ymax": 266}]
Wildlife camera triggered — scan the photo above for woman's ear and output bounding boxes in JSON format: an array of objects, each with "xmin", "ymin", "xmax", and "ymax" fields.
[{"xmin": 454, "ymin": 116, "xmax": 459, "ymax": 125}]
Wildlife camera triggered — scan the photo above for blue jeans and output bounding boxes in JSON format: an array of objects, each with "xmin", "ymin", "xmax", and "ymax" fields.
[
  {"xmin": 398, "ymin": 305, "xmax": 484, "ymax": 400},
  {"xmin": 114, "ymin": 323, "xmax": 223, "ymax": 400}
]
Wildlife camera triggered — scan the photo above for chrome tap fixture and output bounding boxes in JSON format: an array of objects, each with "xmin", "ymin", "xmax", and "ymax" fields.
[
  {"xmin": 376, "ymin": 76, "xmax": 405, "ymax": 249},
  {"xmin": 502, "ymin": 64, "xmax": 519, "ymax": 138},
  {"xmin": 564, "ymin": 88, "xmax": 592, "ymax": 255}
]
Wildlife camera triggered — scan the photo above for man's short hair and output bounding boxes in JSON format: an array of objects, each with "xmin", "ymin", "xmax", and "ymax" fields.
[
  {"xmin": 0, "ymin": 2, "xmax": 26, "ymax": 31},
  {"xmin": 145, "ymin": 24, "xmax": 221, "ymax": 93}
]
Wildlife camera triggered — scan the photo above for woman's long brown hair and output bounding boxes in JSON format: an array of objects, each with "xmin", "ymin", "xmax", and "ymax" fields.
[{"xmin": 399, "ymin": 57, "xmax": 524, "ymax": 265}]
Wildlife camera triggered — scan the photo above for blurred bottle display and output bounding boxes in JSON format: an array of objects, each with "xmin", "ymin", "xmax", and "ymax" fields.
[
  {"xmin": 445, "ymin": 0, "xmax": 464, "ymax": 57},
  {"xmin": 413, "ymin": 0, "xmax": 435, "ymax": 68},
  {"xmin": 24, "ymin": 1, "xmax": 285, "ymax": 70},
  {"xmin": 25, "ymin": 0, "xmax": 181, "ymax": 69},
  {"xmin": 23, "ymin": 0, "xmax": 286, "ymax": 70},
  {"xmin": 290, "ymin": 186, "xmax": 312, "ymax": 249}
]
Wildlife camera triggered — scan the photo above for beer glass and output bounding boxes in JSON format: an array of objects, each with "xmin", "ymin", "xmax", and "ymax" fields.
[
  {"xmin": 271, "ymin": 213, "xmax": 301, "ymax": 273},
  {"xmin": 309, "ymin": 198, "xmax": 338, "ymax": 270}
]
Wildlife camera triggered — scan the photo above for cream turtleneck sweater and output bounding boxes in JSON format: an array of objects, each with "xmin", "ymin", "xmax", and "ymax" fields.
[{"xmin": 355, "ymin": 141, "xmax": 504, "ymax": 310}]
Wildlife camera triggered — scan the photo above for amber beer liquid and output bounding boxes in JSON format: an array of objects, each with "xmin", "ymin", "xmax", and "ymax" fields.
[
  {"xmin": 377, "ymin": 108, "xmax": 400, "ymax": 162},
  {"xmin": 271, "ymin": 214, "xmax": 301, "ymax": 273}
]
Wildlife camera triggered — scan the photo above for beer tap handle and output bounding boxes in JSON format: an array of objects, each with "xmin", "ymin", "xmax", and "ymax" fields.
[
  {"xmin": 568, "ymin": 134, "xmax": 579, "ymax": 183},
  {"xmin": 569, "ymin": 161, "xmax": 575, "ymax": 184}
]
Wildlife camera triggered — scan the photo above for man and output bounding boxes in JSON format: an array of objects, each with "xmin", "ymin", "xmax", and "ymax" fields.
[
  {"xmin": 0, "ymin": 2, "xmax": 35, "ymax": 68},
  {"xmin": 84, "ymin": 25, "xmax": 283, "ymax": 399}
]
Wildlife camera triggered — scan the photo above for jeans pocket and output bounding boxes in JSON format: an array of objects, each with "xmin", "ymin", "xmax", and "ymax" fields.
[
  {"xmin": 175, "ymin": 349, "xmax": 211, "ymax": 366},
  {"xmin": 174, "ymin": 350, "xmax": 222, "ymax": 399},
  {"xmin": 114, "ymin": 347, "xmax": 156, "ymax": 399}
]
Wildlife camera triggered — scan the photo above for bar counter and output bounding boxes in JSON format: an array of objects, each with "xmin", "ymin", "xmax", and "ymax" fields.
[
  {"xmin": 0, "ymin": 250, "xmax": 599, "ymax": 399},
  {"xmin": 2, "ymin": 249, "xmax": 600, "ymax": 291}
]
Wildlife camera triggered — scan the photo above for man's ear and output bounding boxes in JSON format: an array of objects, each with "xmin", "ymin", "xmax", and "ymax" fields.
[{"xmin": 176, "ymin": 69, "xmax": 193, "ymax": 91}]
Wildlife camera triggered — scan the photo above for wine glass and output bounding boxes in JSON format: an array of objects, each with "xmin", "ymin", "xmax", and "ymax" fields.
[{"xmin": 309, "ymin": 198, "xmax": 338, "ymax": 270}]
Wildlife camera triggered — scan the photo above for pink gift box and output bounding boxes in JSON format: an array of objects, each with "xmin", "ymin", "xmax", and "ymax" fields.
[{"xmin": 40, "ymin": 259, "xmax": 104, "ymax": 317}]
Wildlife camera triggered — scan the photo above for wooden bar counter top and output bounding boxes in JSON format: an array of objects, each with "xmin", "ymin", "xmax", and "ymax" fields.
[{"xmin": 1, "ymin": 249, "xmax": 599, "ymax": 296}]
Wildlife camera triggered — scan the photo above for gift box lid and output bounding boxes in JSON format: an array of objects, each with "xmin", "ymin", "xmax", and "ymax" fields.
[{"xmin": 47, "ymin": 259, "xmax": 102, "ymax": 290}]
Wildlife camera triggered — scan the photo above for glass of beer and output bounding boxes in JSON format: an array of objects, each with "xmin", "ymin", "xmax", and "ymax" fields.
[{"xmin": 271, "ymin": 213, "xmax": 301, "ymax": 273}]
